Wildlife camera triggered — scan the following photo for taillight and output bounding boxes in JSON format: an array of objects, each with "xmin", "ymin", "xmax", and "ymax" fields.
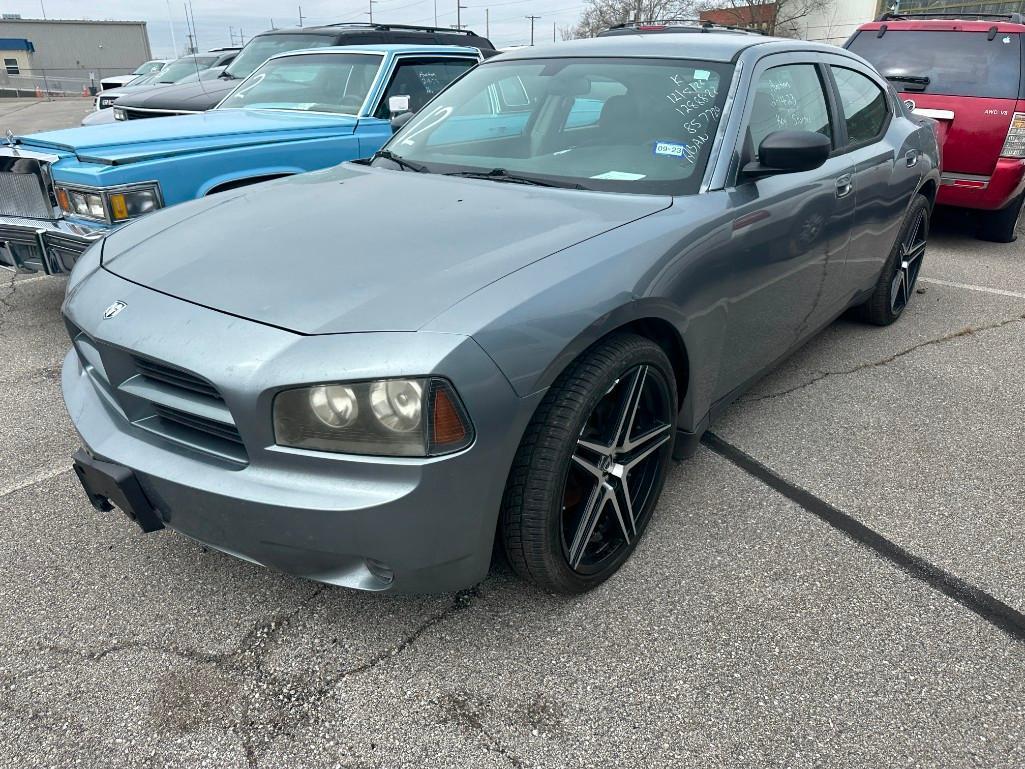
[{"xmin": 1001, "ymin": 112, "xmax": 1025, "ymax": 158}]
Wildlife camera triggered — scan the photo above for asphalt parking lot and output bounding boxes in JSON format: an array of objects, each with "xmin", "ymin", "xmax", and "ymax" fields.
[{"xmin": 2, "ymin": 101, "xmax": 1024, "ymax": 768}]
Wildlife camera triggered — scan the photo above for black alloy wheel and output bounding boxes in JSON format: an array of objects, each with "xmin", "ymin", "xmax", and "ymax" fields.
[
  {"xmin": 890, "ymin": 204, "xmax": 927, "ymax": 316},
  {"xmin": 857, "ymin": 194, "xmax": 930, "ymax": 326},
  {"xmin": 564, "ymin": 364, "xmax": 673, "ymax": 574},
  {"xmin": 501, "ymin": 333, "xmax": 677, "ymax": 594}
]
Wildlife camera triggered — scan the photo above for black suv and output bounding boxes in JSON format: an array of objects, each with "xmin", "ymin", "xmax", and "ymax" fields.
[{"xmin": 113, "ymin": 23, "xmax": 495, "ymax": 120}]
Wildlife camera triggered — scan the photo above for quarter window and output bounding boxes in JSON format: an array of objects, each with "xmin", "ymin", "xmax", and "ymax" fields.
[
  {"xmin": 4, "ymin": 58, "xmax": 19, "ymax": 75},
  {"xmin": 748, "ymin": 64, "xmax": 832, "ymax": 156},
  {"xmin": 831, "ymin": 66, "xmax": 888, "ymax": 145}
]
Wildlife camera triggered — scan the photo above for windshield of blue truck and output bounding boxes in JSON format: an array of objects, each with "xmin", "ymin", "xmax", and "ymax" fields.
[
  {"xmin": 217, "ymin": 53, "xmax": 383, "ymax": 115},
  {"xmin": 223, "ymin": 34, "xmax": 338, "ymax": 79}
]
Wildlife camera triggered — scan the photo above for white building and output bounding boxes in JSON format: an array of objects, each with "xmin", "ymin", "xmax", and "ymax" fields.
[{"xmin": 791, "ymin": 0, "xmax": 880, "ymax": 46}]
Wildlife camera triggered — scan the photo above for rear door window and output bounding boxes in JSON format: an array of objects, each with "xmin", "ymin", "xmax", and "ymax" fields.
[
  {"xmin": 846, "ymin": 30, "xmax": 1021, "ymax": 99},
  {"xmin": 830, "ymin": 66, "xmax": 889, "ymax": 145}
]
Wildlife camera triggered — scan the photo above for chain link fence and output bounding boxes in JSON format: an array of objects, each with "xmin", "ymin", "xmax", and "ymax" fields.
[{"xmin": 0, "ymin": 65, "xmax": 136, "ymax": 98}]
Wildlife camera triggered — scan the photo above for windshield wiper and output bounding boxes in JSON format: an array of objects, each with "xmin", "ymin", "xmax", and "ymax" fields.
[
  {"xmin": 445, "ymin": 168, "xmax": 584, "ymax": 189},
  {"xmin": 372, "ymin": 149, "xmax": 428, "ymax": 173},
  {"xmin": 884, "ymin": 74, "xmax": 929, "ymax": 92}
]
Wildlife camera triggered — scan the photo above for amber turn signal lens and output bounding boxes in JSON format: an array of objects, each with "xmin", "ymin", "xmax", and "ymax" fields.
[
  {"xmin": 56, "ymin": 187, "xmax": 70, "ymax": 213},
  {"xmin": 431, "ymin": 386, "xmax": 467, "ymax": 446},
  {"xmin": 109, "ymin": 193, "xmax": 129, "ymax": 221}
]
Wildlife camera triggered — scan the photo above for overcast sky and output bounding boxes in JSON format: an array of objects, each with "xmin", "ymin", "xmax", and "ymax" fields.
[{"xmin": 4, "ymin": 0, "xmax": 587, "ymax": 54}]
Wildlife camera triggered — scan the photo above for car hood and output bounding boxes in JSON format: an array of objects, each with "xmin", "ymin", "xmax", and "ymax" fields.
[
  {"xmin": 113, "ymin": 78, "xmax": 235, "ymax": 112},
  {"xmin": 19, "ymin": 110, "xmax": 358, "ymax": 165},
  {"xmin": 102, "ymin": 164, "xmax": 672, "ymax": 335}
]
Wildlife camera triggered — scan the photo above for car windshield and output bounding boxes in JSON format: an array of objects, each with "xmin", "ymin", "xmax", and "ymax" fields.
[
  {"xmin": 156, "ymin": 56, "xmax": 218, "ymax": 83},
  {"xmin": 217, "ymin": 52, "xmax": 383, "ymax": 114},
  {"xmin": 126, "ymin": 71, "xmax": 161, "ymax": 87},
  {"xmin": 132, "ymin": 60, "xmax": 163, "ymax": 75},
  {"xmin": 223, "ymin": 33, "xmax": 338, "ymax": 79},
  {"xmin": 847, "ymin": 30, "xmax": 1021, "ymax": 99},
  {"xmin": 383, "ymin": 57, "xmax": 733, "ymax": 194}
]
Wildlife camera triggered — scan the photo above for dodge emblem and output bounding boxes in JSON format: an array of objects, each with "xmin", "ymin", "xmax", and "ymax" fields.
[{"xmin": 103, "ymin": 300, "xmax": 127, "ymax": 319}]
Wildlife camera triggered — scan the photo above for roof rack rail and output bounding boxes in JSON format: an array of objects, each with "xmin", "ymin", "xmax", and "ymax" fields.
[
  {"xmin": 318, "ymin": 21, "xmax": 480, "ymax": 35},
  {"xmin": 876, "ymin": 11, "xmax": 1025, "ymax": 24},
  {"xmin": 605, "ymin": 18, "xmax": 767, "ymax": 35}
]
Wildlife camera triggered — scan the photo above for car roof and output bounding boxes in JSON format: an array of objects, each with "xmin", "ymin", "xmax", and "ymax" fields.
[
  {"xmin": 268, "ymin": 44, "xmax": 482, "ymax": 60},
  {"xmin": 493, "ymin": 33, "xmax": 838, "ymax": 63}
]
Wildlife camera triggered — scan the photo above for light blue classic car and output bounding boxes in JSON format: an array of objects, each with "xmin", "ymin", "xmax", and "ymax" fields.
[{"xmin": 0, "ymin": 44, "xmax": 481, "ymax": 274}]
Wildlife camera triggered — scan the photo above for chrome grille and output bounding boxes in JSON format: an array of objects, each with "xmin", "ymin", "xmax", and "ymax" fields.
[{"xmin": 0, "ymin": 170, "xmax": 52, "ymax": 219}]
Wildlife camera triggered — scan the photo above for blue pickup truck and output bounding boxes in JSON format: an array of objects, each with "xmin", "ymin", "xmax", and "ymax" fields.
[{"xmin": 0, "ymin": 44, "xmax": 481, "ymax": 275}]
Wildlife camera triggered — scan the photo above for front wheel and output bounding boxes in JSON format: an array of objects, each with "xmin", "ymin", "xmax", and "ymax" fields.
[
  {"xmin": 856, "ymin": 194, "xmax": 930, "ymax": 326},
  {"xmin": 500, "ymin": 334, "xmax": 678, "ymax": 594}
]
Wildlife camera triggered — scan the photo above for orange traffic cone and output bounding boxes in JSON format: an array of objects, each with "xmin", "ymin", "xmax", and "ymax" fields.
[
  {"xmin": 81, "ymin": 85, "xmax": 88, "ymax": 97},
  {"xmin": 34, "ymin": 85, "xmax": 42, "ymax": 98}
]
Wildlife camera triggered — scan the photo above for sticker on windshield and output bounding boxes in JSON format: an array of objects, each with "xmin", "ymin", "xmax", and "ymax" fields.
[
  {"xmin": 591, "ymin": 171, "xmax": 646, "ymax": 180},
  {"xmin": 694, "ymin": 69, "xmax": 711, "ymax": 80},
  {"xmin": 653, "ymin": 140, "xmax": 687, "ymax": 158}
]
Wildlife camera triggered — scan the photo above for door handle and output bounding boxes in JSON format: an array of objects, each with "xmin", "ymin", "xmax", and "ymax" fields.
[
  {"xmin": 905, "ymin": 149, "xmax": 919, "ymax": 167},
  {"xmin": 835, "ymin": 173, "xmax": 853, "ymax": 199}
]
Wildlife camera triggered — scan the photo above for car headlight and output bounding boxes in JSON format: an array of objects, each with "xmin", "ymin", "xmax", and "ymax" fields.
[
  {"xmin": 55, "ymin": 183, "xmax": 162, "ymax": 223},
  {"xmin": 107, "ymin": 186, "xmax": 161, "ymax": 221},
  {"xmin": 273, "ymin": 377, "xmax": 474, "ymax": 457}
]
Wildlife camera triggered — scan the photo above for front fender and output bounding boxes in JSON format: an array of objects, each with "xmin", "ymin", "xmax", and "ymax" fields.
[{"xmin": 425, "ymin": 198, "xmax": 738, "ymax": 434}]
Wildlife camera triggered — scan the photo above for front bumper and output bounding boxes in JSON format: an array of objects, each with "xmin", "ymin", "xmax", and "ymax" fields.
[
  {"xmin": 0, "ymin": 216, "xmax": 105, "ymax": 275},
  {"xmin": 61, "ymin": 271, "xmax": 541, "ymax": 593}
]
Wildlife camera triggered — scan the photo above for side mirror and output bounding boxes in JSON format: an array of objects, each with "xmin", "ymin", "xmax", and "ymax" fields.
[
  {"xmin": 390, "ymin": 111, "xmax": 415, "ymax": 133},
  {"xmin": 742, "ymin": 130, "xmax": 831, "ymax": 180}
]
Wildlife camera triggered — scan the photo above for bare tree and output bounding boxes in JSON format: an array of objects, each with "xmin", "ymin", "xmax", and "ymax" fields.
[
  {"xmin": 696, "ymin": 0, "xmax": 833, "ymax": 38},
  {"xmin": 569, "ymin": 0, "xmax": 702, "ymax": 39}
]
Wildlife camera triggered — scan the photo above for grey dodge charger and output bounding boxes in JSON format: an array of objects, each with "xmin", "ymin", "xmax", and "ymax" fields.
[{"xmin": 61, "ymin": 34, "xmax": 939, "ymax": 594}]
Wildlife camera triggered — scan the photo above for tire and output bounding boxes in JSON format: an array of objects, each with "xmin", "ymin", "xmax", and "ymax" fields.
[
  {"xmin": 500, "ymin": 333, "xmax": 678, "ymax": 594},
  {"xmin": 977, "ymin": 191, "xmax": 1024, "ymax": 243},
  {"xmin": 856, "ymin": 194, "xmax": 930, "ymax": 326}
]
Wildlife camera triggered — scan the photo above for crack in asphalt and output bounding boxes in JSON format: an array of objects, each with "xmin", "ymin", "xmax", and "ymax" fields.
[
  {"xmin": 743, "ymin": 312, "xmax": 1025, "ymax": 403},
  {"xmin": 14, "ymin": 584, "xmax": 486, "ymax": 768},
  {"xmin": 437, "ymin": 692, "xmax": 526, "ymax": 768},
  {"xmin": 0, "ymin": 270, "xmax": 18, "ymax": 337}
]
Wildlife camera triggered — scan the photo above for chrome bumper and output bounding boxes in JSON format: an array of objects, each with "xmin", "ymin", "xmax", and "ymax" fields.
[{"xmin": 0, "ymin": 216, "xmax": 105, "ymax": 275}]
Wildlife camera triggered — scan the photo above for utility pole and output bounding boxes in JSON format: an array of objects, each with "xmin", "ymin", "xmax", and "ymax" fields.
[
  {"xmin": 298, "ymin": 4, "xmax": 305, "ymax": 28},
  {"xmin": 525, "ymin": 15, "xmax": 540, "ymax": 46},
  {"xmin": 552, "ymin": 21, "xmax": 556, "ymax": 42},
  {"xmin": 486, "ymin": 8, "xmax": 490, "ymax": 38},
  {"xmin": 455, "ymin": 0, "xmax": 467, "ymax": 30},
  {"xmin": 239, "ymin": 27, "xmax": 245, "ymax": 45},
  {"xmin": 39, "ymin": 1, "xmax": 46, "ymax": 20},
  {"xmin": 368, "ymin": 0, "xmax": 377, "ymax": 23}
]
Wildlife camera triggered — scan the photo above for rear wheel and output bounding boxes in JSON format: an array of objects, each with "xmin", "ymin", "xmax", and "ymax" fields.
[
  {"xmin": 500, "ymin": 334, "xmax": 677, "ymax": 594},
  {"xmin": 977, "ymin": 191, "xmax": 1025, "ymax": 243},
  {"xmin": 856, "ymin": 194, "xmax": 929, "ymax": 326}
]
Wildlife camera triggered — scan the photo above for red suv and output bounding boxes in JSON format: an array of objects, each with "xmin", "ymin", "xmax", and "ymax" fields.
[{"xmin": 846, "ymin": 12, "xmax": 1025, "ymax": 242}]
